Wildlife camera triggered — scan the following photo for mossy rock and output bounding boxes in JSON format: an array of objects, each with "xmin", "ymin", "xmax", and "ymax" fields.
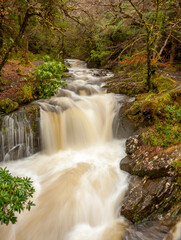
[
  {"xmin": 152, "ymin": 76, "xmax": 178, "ymax": 94},
  {"xmin": 105, "ymin": 80, "xmax": 147, "ymax": 96},
  {"xmin": 0, "ymin": 98, "xmax": 19, "ymax": 114},
  {"xmin": 170, "ymin": 89, "xmax": 181, "ymax": 105},
  {"xmin": 128, "ymin": 91, "xmax": 175, "ymax": 125}
]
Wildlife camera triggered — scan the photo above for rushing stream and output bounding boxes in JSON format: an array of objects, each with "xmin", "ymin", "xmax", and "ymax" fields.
[
  {"xmin": 0, "ymin": 60, "xmax": 179, "ymax": 240},
  {"xmin": 0, "ymin": 60, "xmax": 129, "ymax": 240}
]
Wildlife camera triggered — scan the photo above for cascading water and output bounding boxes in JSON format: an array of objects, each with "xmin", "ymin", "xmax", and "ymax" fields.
[
  {"xmin": 0, "ymin": 109, "xmax": 40, "ymax": 162},
  {"xmin": 0, "ymin": 59, "xmax": 130, "ymax": 240},
  {"xmin": 1, "ymin": 59, "xmax": 174, "ymax": 240}
]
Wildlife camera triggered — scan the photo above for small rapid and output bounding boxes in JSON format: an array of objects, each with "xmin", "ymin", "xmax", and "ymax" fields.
[{"xmin": 0, "ymin": 59, "xmax": 130, "ymax": 240}]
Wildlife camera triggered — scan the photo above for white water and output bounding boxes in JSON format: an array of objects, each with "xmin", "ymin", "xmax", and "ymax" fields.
[
  {"xmin": 0, "ymin": 113, "xmax": 34, "ymax": 161},
  {"xmin": 173, "ymin": 221, "xmax": 181, "ymax": 240},
  {"xmin": 0, "ymin": 60, "xmax": 129, "ymax": 240}
]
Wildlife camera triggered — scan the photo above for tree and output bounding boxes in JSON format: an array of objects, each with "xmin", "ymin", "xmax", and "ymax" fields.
[
  {"xmin": 0, "ymin": 0, "xmax": 68, "ymax": 72},
  {"xmin": 105, "ymin": 0, "xmax": 181, "ymax": 89}
]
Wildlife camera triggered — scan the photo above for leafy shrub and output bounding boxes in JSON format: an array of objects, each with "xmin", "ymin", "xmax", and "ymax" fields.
[
  {"xmin": 19, "ymin": 58, "xmax": 67, "ymax": 100},
  {"xmin": 90, "ymin": 50, "xmax": 111, "ymax": 66},
  {"xmin": 0, "ymin": 167, "xmax": 35, "ymax": 225},
  {"xmin": 34, "ymin": 58, "xmax": 67, "ymax": 99}
]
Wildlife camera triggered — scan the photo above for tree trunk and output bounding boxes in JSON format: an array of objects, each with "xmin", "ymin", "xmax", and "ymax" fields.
[
  {"xmin": 22, "ymin": 34, "xmax": 29, "ymax": 64},
  {"xmin": 146, "ymin": 30, "xmax": 152, "ymax": 90},
  {"xmin": 170, "ymin": 39, "xmax": 176, "ymax": 65},
  {"xmin": 0, "ymin": 8, "xmax": 33, "ymax": 73},
  {"xmin": 0, "ymin": 23, "xmax": 3, "ymax": 50},
  {"xmin": 0, "ymin": 0, "xmax": 4, "ymax": 51}
]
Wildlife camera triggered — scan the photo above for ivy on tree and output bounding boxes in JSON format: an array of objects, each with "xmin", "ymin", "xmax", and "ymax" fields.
[{"xmin": 0, "ymin": 167, "xmax": 35, "ymax": 225}]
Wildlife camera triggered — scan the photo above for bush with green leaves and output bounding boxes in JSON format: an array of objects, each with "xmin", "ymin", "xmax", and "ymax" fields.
[
  {"xmin": 0, "ymin": 167, "xmax": 35, "ymax": 225},
  {"xmin": 34, "ymin": 58, "xmax": 67, "ymax": 99}
]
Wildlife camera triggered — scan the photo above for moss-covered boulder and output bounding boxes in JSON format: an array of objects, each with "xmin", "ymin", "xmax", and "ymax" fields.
[
  {"xmin": 152, "ymin": 76, "xmax": 178, "ymax": 94},
  {"xmin": 0, "ymin": 98, "xmax": 19, "ymax": 114},
  {"xmin": 105, "ymin": 79, "xmax": 147, "ymax": 96}
]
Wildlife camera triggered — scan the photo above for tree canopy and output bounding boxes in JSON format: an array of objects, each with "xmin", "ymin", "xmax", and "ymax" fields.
[{"xmin": 0, "ymin": 0, "xmax": 181, "ymax": 79}]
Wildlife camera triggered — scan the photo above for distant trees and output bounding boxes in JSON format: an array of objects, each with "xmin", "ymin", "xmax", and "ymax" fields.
[
  {"xmin": 0, "ymin": 0, "xmax": 181, "ymax": 85},
  {"xmin": 0, "ymin": 0, "xmax": 87, "ymax": 71},
  {"xmin": 122, "ymin": 0, "xmax": 181, "ymax": 89},
  {"xmin": 88, "ymin": 0, "xmax": 181, "ymax": 89}
]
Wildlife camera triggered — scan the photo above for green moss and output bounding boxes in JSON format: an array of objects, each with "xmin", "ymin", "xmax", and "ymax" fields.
[
  {"xmin": 0, "ymin": 99, "xmax": 19, "ymax": 114},
  {"xmin": 128, "ymin": 89, "xmax": 181, "ymax": 148},
  {"xmin": 105, "ymin": 80, "xmax": 147, "ymax": 96},
  {"xmin": 152, "ymin": 76, "xmax": 178, "ymax": 94},
  {"xmin": 142, "ymin": 123, "xmax": 181, "ymax": 148},
  {"xmin": 133, "ymin": 214, "xmax": 142, "ymax": 224},
  {"xmin": 172, "ymin": 159, "xmax": 181, "ymax": 176},
  {"xmin": 0, "ymin": 78, "xmax": 10, "ymax": 86},
  {"xmin": 128, "ymin": 92, "xmax": 177, "ymax": 125}
]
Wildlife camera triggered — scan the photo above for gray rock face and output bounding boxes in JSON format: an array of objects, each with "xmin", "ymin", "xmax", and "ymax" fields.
[
  {"xmin": 121, "ymin": 175, "xmax": 179, "ymax": 223},
  {"xmin": 120, "ymin": 135, "xmax": 181, "ymax": 228},
  {"xmin": 120, "ymin": 136, "xmax": 181, "ymax": 178}
]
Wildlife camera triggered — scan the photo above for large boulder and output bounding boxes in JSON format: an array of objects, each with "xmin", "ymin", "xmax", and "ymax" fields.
[
  {"xmin": 120, "ymin": 135, "xmax": 181, "ymax": 178},
  {"xmin": 121, "ymin": 175, "xmax": 180, "ymax": 224},
  {"xmin": 120, "ymin": 135, "xmax": 181, "ymax": 229}
]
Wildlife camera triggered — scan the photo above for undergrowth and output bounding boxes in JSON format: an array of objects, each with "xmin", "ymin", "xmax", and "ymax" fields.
[
  {"xmin": 128, "ymin": 89, "xmax": 181, "ymax": 148},
  {"xmin": 17, "ymin": 56, "xmax": 67, "ymax": 104}
]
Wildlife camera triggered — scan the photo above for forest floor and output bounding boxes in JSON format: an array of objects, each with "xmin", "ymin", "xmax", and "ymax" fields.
[
  {"xmin": 0, "ymin": 60, "xmax": 42, "ymax": 101},
  {"xmin": 161, "ymin": 69, "xmax": 181, "ymax": 91}
]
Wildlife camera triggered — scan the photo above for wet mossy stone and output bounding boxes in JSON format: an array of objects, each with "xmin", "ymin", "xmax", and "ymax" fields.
[
  {"xmin": 152, "ymin": 76, "xmax": 178, "ymax": 94},
  {"xmin": 0, "ymin": 98, "xmax": 19, "ymax": 114},
  {"xmin": 105, "ymin": 80, "xmax": 147, "ymax": 96}
]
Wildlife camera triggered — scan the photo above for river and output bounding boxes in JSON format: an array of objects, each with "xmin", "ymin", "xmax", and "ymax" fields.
[
  {"xmin": 0, "ymin": 59, "xmax": 180, "ymax": 240},
  {"xmin": 0, "ymin": 59, "xmax": 130, "ymax": 240}
]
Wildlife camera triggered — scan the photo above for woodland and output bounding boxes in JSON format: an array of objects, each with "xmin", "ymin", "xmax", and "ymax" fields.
[{"xmin": 0, "ymin": 0, "xmax": 181, "ymax": 233}]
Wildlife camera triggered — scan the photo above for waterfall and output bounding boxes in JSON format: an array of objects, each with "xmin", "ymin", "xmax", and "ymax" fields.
[
  {"xmin": 0, "ymin": 59, "xmax": 129, "ymax": 240},
  {"xmin": 0, "ymin": 109, "xmax": 40, "ymax": 162}
]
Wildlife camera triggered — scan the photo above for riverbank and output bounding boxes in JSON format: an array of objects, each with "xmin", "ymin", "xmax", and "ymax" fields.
[
  {"xmin": 105, "ymin": 68, "xmax": 181, "ymax": 239},
  {"xmin": 0, "ymin": 60, "xmax": 41, "ymax": 100},
  {"xmin": 0, "ymin": 59, "xmax": 181, "ymax": 239}
]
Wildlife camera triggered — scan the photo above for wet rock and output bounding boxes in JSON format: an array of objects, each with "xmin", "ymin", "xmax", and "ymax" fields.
[
  {"xmin": 123, "ymin": 221, "xmax": 169, "ymax": 240},
  {"xmin": 105, "ymin": 78, "xmax": 147, "ymax": 96},
  {"xmin": 120, "ymin": 134, "xmax": 181, "ymax": 227},
  {"xmin": 125, "ymin": 135, "xmax": 141, "ymax": 155},
  {"xmin": 121, "ymin": 175, "xmax": 180, "ymax": 224},
  {"xmin": 113, "ymin": 99, "xmax": 136, "ymax": 139},
  {"xmin": 120, "ymin": 135, "xmax": 181, "ymax": 178}
]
